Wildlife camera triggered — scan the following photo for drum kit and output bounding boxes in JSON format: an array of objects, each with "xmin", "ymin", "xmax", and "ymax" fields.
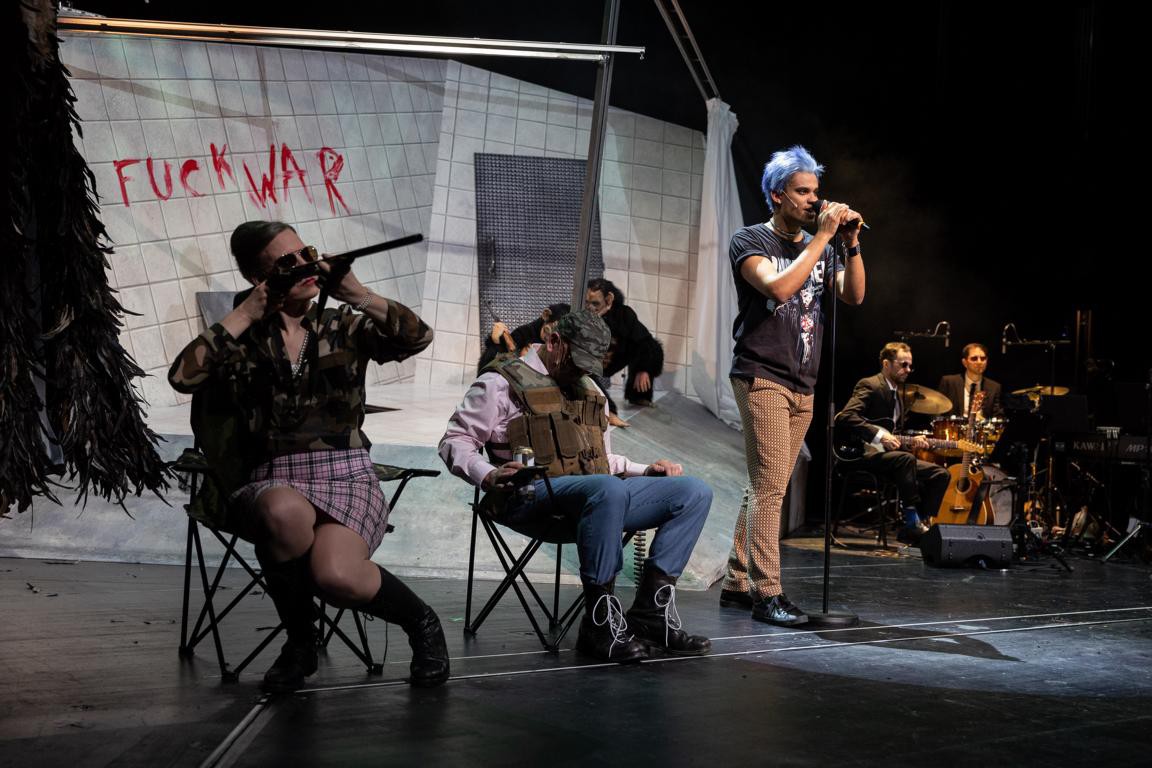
[{"xmin": 899, "ymin": 382, "xmax": 1072, "ymax": 530}]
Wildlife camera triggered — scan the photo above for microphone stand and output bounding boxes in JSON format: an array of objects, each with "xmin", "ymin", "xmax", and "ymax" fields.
[
  {"xmin": 808, "ymin": 232, "xmax": 858, "ymax": 628},
  {"xmin": 1002, "ymin": 325, "xmax": 1072, "ymax": 532},
  {"xmin": 894, "ymin": 320, "xmax": 951, "ymax": 350},
  {"xmin": 892, "ymin": 323, "xmax": 951, "ymax": 427}
]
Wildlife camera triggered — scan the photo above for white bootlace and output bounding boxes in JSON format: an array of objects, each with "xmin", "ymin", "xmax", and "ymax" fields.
[
  {"xmin": 591, "ymin": 593, "xmax": 634, "ymax": 657},
  {"xmin": 653, "ymin": 583, "xmax": 683, "ymax": 647}
]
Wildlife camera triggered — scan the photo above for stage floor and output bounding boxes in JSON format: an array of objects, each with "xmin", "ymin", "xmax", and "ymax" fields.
[{"xmin": 2, "ymin": 542, "xmax": 1149, "ymax": 767}]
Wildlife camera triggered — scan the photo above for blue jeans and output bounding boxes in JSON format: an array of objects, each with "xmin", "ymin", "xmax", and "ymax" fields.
[{"xmin": 509, "ymin": 474, "xmax": 712, "ymax": 586}]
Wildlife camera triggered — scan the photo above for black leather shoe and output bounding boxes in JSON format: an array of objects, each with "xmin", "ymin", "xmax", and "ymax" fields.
[
  {"xmin": 405, "ymin": 605, "xmax": 450, "ymax": 688},
  {"xmin": 751, "ymin": 593, "xmax": 809, "ymax": 627},
  {"xmin": 719, "ymin": 589, "xmax": 754, "ymax": 609},
  {"xmin": 262, "ymin": 639, "xmax": 319, "ymax": 694},
  {"xmin": 576, "ymin": 583, "xmax": 649, "ymax": 663}
]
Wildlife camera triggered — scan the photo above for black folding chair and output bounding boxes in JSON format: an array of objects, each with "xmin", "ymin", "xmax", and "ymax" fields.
[
  {"xmin": 833, "ymin": 465, "xmax": 903, "ymax": 548},
  {"xmin": 464, "ymin": 472, "xmax": 632, "ymax": 651},
  {"xmin": 171, "ymin": 385, "xmax": 440, "ymax": 681}
]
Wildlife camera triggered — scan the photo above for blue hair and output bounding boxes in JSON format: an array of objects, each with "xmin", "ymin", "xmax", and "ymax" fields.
[{"xmin": 761, "ymin": 145, "xmax": 824, "ymax": 212}]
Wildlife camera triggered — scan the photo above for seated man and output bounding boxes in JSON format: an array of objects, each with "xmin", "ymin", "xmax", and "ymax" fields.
[
  {"xmin": 439, "ymin": 310, "xmax": 712, "ymax": 662},
  {"xmin": 585, "ymin": 278, "xmax": 664, "ymax": 412},
  {"xmin": 937, "ymin": 342, "xmax": 1005, "ymax": 420},
  {"xmin": 834, "ymin": 342, "xmax": 950, "ymax": 544}
]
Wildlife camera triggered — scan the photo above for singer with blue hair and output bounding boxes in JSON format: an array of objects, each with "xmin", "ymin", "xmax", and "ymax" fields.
[
  {"xmin": 760, "ymin": 144, "xmax": 825, "ymax": 212},
  {"xmin": 720, "ymin": 145, "xmax": 867, "ymax": 625}
]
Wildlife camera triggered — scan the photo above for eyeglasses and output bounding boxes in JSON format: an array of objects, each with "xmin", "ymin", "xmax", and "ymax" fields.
[
  {"xmin": 967, "ymin": 356, "xmax": 987, "ymax": 362},
  {"xmin": 271, "ymin": 245, "xmax": 319, "ymax": 272},
  {"xmin": 893, "ymin": 361, "xmax": 913, "ymax": 370}
]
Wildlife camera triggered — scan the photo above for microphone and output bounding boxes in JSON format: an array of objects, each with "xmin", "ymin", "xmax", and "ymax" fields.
[
  {"xmin": 1002, "ymin": 327, "xmax": 1007, "ymax": 355},
  {"xmin": 812, "ymin": 199, "xmax": 870, "ymax": 231}
]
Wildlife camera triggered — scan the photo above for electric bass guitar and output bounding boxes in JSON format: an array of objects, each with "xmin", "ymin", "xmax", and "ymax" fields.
[{"xmin": 833, "ymin": 419, "xmax": 981, "ymax": 463}]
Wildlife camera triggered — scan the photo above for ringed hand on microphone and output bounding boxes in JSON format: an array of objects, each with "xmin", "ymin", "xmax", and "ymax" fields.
[
  {"xmin": 816, "ymin": 201, "xmax": 854, "ymax": 237},
  {"xmin": 839, "ymin": 208, "xmax": 866, "ymax": 232},
  {"xmin": 813, "ymin": 198, "xmax": 867, "ymax": 233}
]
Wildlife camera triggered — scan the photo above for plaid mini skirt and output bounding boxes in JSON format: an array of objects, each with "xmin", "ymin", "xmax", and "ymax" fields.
[{"xmin": 232, "ymin": 448, "xmax": 389, "ymax": 551}]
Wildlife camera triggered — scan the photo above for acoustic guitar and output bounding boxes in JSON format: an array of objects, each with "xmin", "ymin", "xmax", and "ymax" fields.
[{"xmin": 935, "ymin": 392, "xmax": 994, "ymax": 525}]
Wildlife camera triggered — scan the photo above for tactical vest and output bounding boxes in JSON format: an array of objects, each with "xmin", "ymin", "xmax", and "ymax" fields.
[{"xmin": 488, "ymin": 358, "xmax": 611, "ymax": 477}]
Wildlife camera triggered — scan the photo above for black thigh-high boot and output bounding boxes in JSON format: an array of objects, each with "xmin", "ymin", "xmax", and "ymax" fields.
[
  {"xmin": 360, "ymin": 565, "xmax": 449, "ymax": 687},
  {"xmin": 257, "ymin": 549, "xmax": 318, "ymax": 693}
]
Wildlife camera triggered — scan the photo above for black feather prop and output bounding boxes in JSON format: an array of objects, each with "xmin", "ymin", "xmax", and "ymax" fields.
[{"xmin": 1, "ymin": 0, "xmax": 169, "ymax": 516}]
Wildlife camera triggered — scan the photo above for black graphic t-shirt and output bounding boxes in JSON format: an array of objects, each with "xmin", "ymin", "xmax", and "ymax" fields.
[{"xmin": 729, "ymin": 223, "xmax": 843, "ymax": 394}]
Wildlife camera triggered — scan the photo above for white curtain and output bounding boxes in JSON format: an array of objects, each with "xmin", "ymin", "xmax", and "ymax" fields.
[{"xmin": 690, "ymin": 98, "xmax": 743, "ymax": 429}]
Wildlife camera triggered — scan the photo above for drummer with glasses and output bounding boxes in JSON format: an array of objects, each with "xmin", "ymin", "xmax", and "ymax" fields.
[{"xmin": 937, "ymin": 343, "xmax": 1004, "ymax": 420}]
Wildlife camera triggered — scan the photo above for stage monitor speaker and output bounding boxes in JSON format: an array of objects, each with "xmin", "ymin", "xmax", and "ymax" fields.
[{"xmin": 921, "ymin": 524, "xmax": 1012, "ymax": 569}]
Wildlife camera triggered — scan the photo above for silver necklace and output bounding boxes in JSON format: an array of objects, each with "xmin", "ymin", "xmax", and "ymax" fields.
[
  {"xmin": 767, "ymin": 218, "xmax": 801, "ymax": 238},
  {"xmin": 290, "ymin": 330, "xmax": 311, "ymax": 377}
]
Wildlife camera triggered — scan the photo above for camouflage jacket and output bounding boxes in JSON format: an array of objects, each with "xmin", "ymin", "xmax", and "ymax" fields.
[{"xmin": 169, "ymin": 299, "xmax": 432, "ymax": 459}]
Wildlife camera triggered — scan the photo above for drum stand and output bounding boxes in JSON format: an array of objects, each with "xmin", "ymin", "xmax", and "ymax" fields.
[
  {"xmin": 1004, "ymin": 441, "xmax": 1072, "ymax": 571},
  {"xmin": 1026, "ymin": 441, "xmax": 1067, "ymax": 535},
  {"xmin": 1059, "ymin": 460, "xmax": 1124, "ymax": 554}
]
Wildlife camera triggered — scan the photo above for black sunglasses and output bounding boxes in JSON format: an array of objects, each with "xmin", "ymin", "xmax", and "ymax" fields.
[{"xmin": 271, "ymin": 245, "xmax": 319, "ymax": 273}]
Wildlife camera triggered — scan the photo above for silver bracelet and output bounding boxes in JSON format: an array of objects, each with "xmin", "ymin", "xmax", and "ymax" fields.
[{"xmin": 354, "ymin": 292, "xmax": 372, "ymax": 311}]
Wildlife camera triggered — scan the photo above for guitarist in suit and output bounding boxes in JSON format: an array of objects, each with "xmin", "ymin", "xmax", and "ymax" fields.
[
  {"xmin": 835, "ymin": 342, "xmax": 951, "ymax": 544},
  {"xmin": 937, "ymin": 343, "xmax": 1004, "ymax": 419}
]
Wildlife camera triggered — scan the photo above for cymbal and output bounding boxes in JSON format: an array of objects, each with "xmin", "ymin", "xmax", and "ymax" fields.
[
  {"xmin": 1012, "ymin": 385, "xmax": 1070, "ymax": 397},
  {"xmin": 900, "ymin": 384, "xmax": 953, "ymax": 415}
]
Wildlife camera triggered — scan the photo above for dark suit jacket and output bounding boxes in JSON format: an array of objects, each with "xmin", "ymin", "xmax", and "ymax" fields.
[
  {"xmin": 937, "ymin": 374, "xmax": 1003, "ymax": 418},
  {"xmin": 835, "ymin": 373, "xmax": 902, "ymax": 443}
]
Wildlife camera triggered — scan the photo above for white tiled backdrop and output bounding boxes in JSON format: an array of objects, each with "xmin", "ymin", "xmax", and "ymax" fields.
[{"xmin": 62, "ymin": 35, "xmax": 704, "ymax": 406}]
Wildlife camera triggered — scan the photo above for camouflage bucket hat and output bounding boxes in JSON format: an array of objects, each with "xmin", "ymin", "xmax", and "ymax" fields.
[{"xmin": 555, "ymin": 309, "xmax": 610, "ymax": 377}]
